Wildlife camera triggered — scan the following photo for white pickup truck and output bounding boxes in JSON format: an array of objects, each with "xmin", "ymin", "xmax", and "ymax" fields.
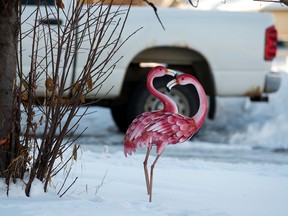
[{"xmin": 21, "ymin": 0, "xmax": 281, "ymax": 132}]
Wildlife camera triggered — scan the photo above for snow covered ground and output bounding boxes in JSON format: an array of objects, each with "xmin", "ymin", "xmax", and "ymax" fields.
[
  {"xmin": 1, "ymin": 152, "xmax": 288, "ymax": 216},
  {"xmin": 1, "ymin": 53, "xmax": 288, "ymax": 216}
]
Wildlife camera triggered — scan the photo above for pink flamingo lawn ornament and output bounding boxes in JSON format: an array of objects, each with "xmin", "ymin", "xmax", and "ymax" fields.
[
  {"xmin": 124, "ymin": 67, "xmax": 208, "ymax": 202},
  {"xmin": 124, "ymin": 66, "xmax": 177, "ymax": 197}
]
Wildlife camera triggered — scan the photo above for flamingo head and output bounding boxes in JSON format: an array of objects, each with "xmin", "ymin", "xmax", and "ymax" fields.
[
  {"xmin": 166, "ymin": 73, "xmax": 199, "ymax": 91},
  {"xmin": 148, "ymin": 66, "xmax": 178, "ymax": 78}
]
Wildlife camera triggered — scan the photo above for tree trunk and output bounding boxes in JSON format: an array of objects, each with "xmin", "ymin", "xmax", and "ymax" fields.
[{"xmin": 0, "ymin": 0, "xmax": 21, "ymax": 180}]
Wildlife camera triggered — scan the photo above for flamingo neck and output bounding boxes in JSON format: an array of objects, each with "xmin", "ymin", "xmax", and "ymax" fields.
[
  {"xmin": 192, "ymin": 78, "xmax": 208, "ymax": 129},
  {"xmin": 147, "ymin": 74, "xmax": 178, "ymax": 113}
]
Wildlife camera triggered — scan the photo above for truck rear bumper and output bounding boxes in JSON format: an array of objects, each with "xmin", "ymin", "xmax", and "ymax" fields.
[
  {"xmin": 264, "ymin": 72, "xmax": 281, "ymax": 93},
  {"xmin": 250, "ymin": 72, "xmax": 281, "ymax": 102}
]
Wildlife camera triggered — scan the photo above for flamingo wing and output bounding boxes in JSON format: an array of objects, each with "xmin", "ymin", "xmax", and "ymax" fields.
[
  {"xmin": 126, "ymin": 111, "xmax": 164, "ymax": 140},
  {"xmin": 146, "ymin": 112, "xmax": 197, "ymax": 144},
  {"xmin": 124, "ymin": 112, "xmax": 197, "ymax": 156},
  {"xmin": 124, "ymin": 111, "xmax": 164, "ymax": 156}
]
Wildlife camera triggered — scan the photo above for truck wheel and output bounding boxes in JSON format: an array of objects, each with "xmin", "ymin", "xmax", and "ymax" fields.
[
  {"xmin": 126, "ymin": 77, "xmax": 200, "ymax": 131},
  {"xmin": 111, "ymin": 104, "xmax": 130, "ymax": 133}
]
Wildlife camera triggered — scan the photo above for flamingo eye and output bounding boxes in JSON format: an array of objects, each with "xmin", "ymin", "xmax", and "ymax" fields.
[{"xmin": 181, "ymin": 77, "xmax": 184, "ymax": 80}]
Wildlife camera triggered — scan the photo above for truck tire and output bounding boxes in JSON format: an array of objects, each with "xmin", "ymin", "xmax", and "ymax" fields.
[
  {"xmin": 124, "ymin": 76, "xmax": 200, "ymax": 132},
  {"xmin": 111, "ymin": 104, "xmax": 130, "ymax": 133}
]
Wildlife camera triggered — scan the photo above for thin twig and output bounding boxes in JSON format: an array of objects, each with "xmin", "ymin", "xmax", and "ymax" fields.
[
  {"xmin": 95, "ymin": 170, "xmax": 108, "ymax": 195},
  {"xmin": 59, "ymin": 177, "xmax": 78, "ymax": 197},
  {"xmin": 188, "ymin": 0, "xmax": 199, "ymax": 7},
  {"xmin": 57, "ymin": 166, "xmax": 72, "ymax": 195},
  {"xmin": 143, "ymin": 0, "xmax": 165, "ymax": 30}
]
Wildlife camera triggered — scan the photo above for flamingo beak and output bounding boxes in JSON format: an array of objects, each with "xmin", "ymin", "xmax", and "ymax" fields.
[
  {"xmin": 166, "ymin": 78, "xmax": 178, "ymax": 92},
  {"xmin": 166, "ymin": 69, "xmax": 178, "ymax": 78}
]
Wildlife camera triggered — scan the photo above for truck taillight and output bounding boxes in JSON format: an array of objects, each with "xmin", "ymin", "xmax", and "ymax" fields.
[{"xmin": 264, "ymin": 26, "xmax": 277, "ymax": 61}]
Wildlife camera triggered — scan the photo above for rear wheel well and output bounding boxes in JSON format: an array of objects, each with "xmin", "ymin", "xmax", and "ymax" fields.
[
  {"xmin": 110, "ymin": 47, "xmax": 217, "ymax": 132},
  {"xmin": 123, "ymin": 47, "xmax": 216, "ymax": 118}
]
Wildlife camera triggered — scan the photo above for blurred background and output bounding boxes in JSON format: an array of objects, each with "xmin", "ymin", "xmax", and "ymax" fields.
[
  {"xmin": 26, "ymin": 0, "xmax": 288, "ymax": 164},
  {"xmin": 77, "ymin": 0, "xmax": 288, "ymax": 163}
]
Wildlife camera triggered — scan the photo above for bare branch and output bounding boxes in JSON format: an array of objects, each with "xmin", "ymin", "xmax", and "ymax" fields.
[
  {"xmin": 143, "ymin": 0, "xmax": 165, "ymax": 30},
  {"xmin": 188, "ymin": 0, "xmax": 200, "ymax": 7}
]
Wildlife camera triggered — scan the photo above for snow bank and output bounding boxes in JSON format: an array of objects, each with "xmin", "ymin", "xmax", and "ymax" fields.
[{"xmin": 197, "ymin": 72, "xmax": 288, "ymax": 150}]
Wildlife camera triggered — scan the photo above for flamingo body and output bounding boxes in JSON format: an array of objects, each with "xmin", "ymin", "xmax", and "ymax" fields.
[{"xmin": 124, "ymin": 111, "xmax": 197, "ymax": 156}]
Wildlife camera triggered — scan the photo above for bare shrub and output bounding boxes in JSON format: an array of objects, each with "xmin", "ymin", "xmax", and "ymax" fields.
[{"xmin": 12, "ymin": 0, "xmax": 132, "ymax": 196}]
